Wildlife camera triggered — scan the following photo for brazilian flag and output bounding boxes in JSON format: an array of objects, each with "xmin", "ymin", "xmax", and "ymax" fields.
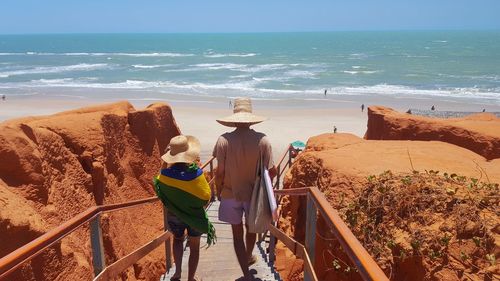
[{"xmin": 154, "ymin": 163, "xmax": 216, "ymax": 246}]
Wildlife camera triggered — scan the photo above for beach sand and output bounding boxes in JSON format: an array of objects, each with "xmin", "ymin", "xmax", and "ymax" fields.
[{"xmin": 1, "ymin": 90, "xmax": 499, "ymax": 162}]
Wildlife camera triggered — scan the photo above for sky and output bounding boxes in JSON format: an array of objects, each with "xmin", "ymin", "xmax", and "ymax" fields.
[{"xmin": 1, "ymin": 0, "xmax": 500, "ymax": 34}]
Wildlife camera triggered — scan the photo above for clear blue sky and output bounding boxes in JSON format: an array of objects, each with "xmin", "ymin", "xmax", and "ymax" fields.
[{"xmin": 1, "ymin": 0, "xmax": 500, "ymax": 34}]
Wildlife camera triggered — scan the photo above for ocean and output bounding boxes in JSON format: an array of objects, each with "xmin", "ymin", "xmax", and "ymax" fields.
[{"xmin": 0, "ymin": 31, "xmax": 499, "ymax": 103}]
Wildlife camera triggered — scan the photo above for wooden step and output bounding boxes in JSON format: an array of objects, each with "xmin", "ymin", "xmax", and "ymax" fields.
[{"xmin": 161, "ymin": 202, "xmax": 281, "ymax": 281}]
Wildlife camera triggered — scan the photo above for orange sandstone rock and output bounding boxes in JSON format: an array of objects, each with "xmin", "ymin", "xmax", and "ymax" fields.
[
  {"xmin": 0, "ymin": 101, "xmax": 180, "ymax": 280},
  {"xmin": 279, "ymin": 133, "xmax": 500, "ymax": 281},
  {"xmin": 365, "ymin": 106, "xmax": 500, "ymax": 160}
]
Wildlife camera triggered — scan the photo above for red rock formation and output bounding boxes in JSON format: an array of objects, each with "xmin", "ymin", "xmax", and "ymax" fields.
[
  {"xmin": 279, "ymin": 133, "xmax": 500, "ymax": 281},
  {"xmin": 365, "ymin": 106, "xmax": 500, "ymax": 160},
  {"xmin": 0, "ymin": 101, "xmax": 180, "ymax": 280}
]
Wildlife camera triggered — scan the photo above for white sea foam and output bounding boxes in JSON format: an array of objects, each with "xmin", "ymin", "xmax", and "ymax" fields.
[
  {"xmin": 283, "ymin": 70, "xmax": 318, "ymax": 79},
  {"xmin": 0, "ymin": 52, "xmax": 195, "ymax": 57},
  {"xmin": 192, "ymin": 63, "xmax": 246, "ymax": 71},
  {"xmin": 348, "ymin": 53, "xmax": 370, "ymax": 59},
  {"xmin": 242, "ymin": 64, "xmax": 288, "ymax": 73},
  {"xmin": 0, "ymin": 63, "xmax": 110, "ymax": 78},
  {"xmin": 2, "ymin": 78, "xmax": 499, "ymax": 101},
  {"xmin": 132, "ymin": 64, "xmax": 175, "ymax": 69},
  {"xmin": 437, "ymin": 73, "xmax": 500, "ymax": 81},
  {"xmin": 328, "ymin": 84, "xmax": 500, "ymax": 100},
  {"xmin": 230, "ymin": 74, "xmax": 251, "ymax": 79},
  {"xmin": 342, "ymin": 70, "xmax": 381, "ymax": 75},
  {"xmin": 112, "ymin": 52, "xmax": 195, "ymax": 57},
  {"xmin": 163, "ymin": 63, "xmax": 289, "ymax": 73},
  {"xmin": 204, "ymin": 53, "xmax": 258, "ymax": 58}
]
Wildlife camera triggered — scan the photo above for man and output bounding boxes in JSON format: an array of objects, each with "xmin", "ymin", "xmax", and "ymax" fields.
[{"xmin": 213, "ymin": 98, "xmax": 276, "ymax": 281}]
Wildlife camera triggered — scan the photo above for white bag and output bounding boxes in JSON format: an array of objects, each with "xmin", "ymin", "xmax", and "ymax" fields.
[{"xmin": 247, "ymin": 155, "xmax": 274, "ymax": 233}]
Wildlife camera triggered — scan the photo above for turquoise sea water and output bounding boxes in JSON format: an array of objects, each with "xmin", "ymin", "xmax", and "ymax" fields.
[{"xmin": 0, "ymin": 32, "xmax": 499, "ymax": 102}]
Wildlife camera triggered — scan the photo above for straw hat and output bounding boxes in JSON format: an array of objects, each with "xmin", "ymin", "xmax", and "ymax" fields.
[
  {"xmin": 161, "ymin": 135, "xmax": 201, "ymax": 164},
  {"xmin": 216, "ymin": 98, "xmax": 267, "ymax": 127}
]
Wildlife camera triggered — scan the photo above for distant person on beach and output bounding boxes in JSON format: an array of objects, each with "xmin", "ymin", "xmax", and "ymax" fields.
[
  {"xmin": 324, "ymin": 89, "xmax": 327, "ymax": 96},
  {"xmin": 1, "ymin": 95, "xmax": 5, "ymax": 101},
  {"xmin": 361, "ymin": 104, "xmax": 365, "ymax": 112},
  {"xmin": 229, "ymin": 99, "xmax": 232, "ymax": 108},
  {"xmin": 334, "ymin": 126, "xmax": 337, "ymax": 133},
  {"xmin": 431, "ymin": 105, "xmax": 435, "ymax": 111},
  {"xmin": 482, "ymin": 109, "xmax": 486, "ymax": 112},
  {"xmin": 154, "ymin": 135, "xmax": 215, "ymax": 281},
  {"xmin": 213, "ymin": 97, "xmax": 276, "ymax": 281}
]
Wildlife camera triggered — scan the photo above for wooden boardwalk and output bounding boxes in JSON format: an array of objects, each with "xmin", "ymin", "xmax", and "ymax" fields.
[{"xmin": 161, "ymin": 201, "xmax": 281, "ymax": 281}]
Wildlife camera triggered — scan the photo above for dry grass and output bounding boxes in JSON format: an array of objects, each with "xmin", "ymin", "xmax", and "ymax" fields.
[{"xmin": 332, "ymin": 170, "xmax": 499, "ymax": 280}]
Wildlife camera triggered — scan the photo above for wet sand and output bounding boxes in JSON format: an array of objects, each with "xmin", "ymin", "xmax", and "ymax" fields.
[{"xmin": 1, "ymin": 90, "xmax": 499, "ymax": 161}]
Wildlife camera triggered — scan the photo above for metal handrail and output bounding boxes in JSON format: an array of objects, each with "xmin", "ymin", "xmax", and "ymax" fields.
[
  {"xmin": 269, "ymin": 144, "xmax": 388, "ymax": 281},
  {"xmin": 0, "ymin": 197, "xmax": 159, "ymax": 279},
  {"xmin": 0, "ymin": 156, "xmax": 217, "ymax": 280},
  {"xmin": 273, "ymin": 187, "xmax": 389, "ymax": 281},
  {"xmin": 0, "ymin": 146, "xmax": 388, "ymax": 281}
]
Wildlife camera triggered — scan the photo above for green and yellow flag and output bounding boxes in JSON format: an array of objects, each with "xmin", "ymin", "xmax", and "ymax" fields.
[{"xmin": 154, "ymin": 163, "xmax": 216, "ymax": 246}]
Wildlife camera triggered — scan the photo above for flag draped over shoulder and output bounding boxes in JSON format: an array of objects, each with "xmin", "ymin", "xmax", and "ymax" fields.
[{"xmin": 154, "ymin": 163, "xmax": 216, "ymax": 246}]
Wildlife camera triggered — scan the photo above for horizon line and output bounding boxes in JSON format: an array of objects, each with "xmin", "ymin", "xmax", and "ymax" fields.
[{"xmin": 1, "ymin": 28, "xmax": 500, "ymax": 36}]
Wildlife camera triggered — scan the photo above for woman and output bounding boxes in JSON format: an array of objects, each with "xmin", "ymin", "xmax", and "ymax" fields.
[{"xmin": 154, "ymin": 135, "xmax": 215, "ymax": 281}]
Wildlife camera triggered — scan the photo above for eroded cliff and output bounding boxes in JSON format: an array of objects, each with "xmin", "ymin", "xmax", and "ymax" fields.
[
  {"xmin": 0, "ymin": 101, "xmax": 180, "ymax": 280},
  {"xmin": 365, "ymin": 106, "xmax": 500, "ymax": 160},
  {"xmin": 279, "ymin": 133, "xmax": 500, "ymax": 281}
]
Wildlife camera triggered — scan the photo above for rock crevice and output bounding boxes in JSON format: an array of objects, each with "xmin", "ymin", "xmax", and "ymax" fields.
[{"xmin": 0, "ymin": 101, "xmax": 180, "ymax": 281}]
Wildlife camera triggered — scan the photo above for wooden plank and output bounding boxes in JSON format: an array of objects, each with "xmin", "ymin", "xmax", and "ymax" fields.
[
  {"xmin": 296, "ymin": 245, "xmax": 319, "ymax": 281},
  {"xmin": 268, "ymin": 224, "xmax": 318, "ymax": 281},
  {"xmin": 93, "ymin": 231, "xmax": 172, "ymax": 281},
  {"xmin": 163, "ymin": 201, "xmax": 281, "ymax": 281},
  {"xmin": 273, "ymin": 187, "xmax": 309, "ymax": 196},
  {"xmin": 268, "ymin": 224, "xmax": 299, "ymax": 256}
]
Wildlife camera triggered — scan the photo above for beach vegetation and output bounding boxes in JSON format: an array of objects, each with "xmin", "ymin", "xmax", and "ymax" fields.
[{"xmin": 320, "ymin": 170, "xmax": 499, "ymax": 280}]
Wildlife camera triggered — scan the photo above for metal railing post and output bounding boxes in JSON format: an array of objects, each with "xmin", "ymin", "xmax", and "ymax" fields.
[
  {"xmin": 276, "ymin": 164, "xmax": 281, "ymax": 188},
  {"xmin": 304, "ymin": 192, "xmax": 317, "ymax": 281},
  {"xmin": 163, "ymin": 206, "xmax": 172, "ymax": 272},
  {"xmin": 288, "ymin": 146, "xmax": 292, "ymax": 168},
  {"xmin": 90, "ymin": 214, "xmax": 106, "ymax": 277},
  {"xmin": 269, "ymin": 226, "xmax": 277, "ymax": 263}
]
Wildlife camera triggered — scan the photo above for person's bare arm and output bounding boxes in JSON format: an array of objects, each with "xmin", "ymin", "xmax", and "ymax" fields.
[
  {"xmin": 215, "ymin": 164, "xmax": 225, "ymax": 200},
  {"xmin": 268, "ymin": 166, "xmax": 277, "ymax": 180}
]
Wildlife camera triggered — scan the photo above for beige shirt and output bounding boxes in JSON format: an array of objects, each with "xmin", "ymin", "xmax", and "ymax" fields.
[{"xmin": 212, "ymin": 127, "xmax": 274, "ymax": 202}]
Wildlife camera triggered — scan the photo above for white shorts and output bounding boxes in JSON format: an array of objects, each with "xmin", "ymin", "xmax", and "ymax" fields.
[{"xmin": 218, "ymin": 198, "xmax": 250, "ymax": 225}]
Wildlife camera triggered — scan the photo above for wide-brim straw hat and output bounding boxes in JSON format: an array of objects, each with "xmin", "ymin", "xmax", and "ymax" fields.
[
  {"xmin": 161, "ymin": 135, "xmax": 201, "ymax": 164},
  {"xmin": 216, "ymin": 97, "xmax": 267, "ymax": 127}
]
